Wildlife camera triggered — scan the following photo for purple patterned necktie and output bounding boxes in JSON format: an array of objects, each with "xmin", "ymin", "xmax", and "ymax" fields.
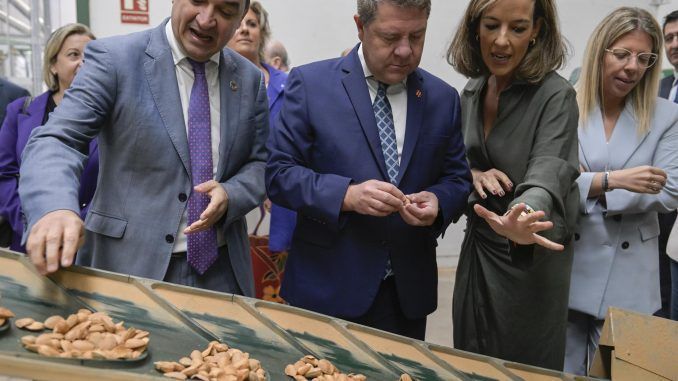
[{"xmin": 186, "ymin": 59, "xmax": 218, "ymax": 274}]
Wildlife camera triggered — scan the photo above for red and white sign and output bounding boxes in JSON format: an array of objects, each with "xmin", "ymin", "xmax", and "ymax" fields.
[{"xmin": 121, "ymin": 0, "xmax": 150, "ymax": 25}]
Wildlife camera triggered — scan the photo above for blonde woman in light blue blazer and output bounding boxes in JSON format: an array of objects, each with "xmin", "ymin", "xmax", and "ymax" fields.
[{"xmin": 565, "ymin": 7, "xmax": 678, "ymax": 375}]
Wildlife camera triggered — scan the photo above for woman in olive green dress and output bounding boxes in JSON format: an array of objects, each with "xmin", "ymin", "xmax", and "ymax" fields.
[{"xmin": 447, "ymin": 0, "xmax": 579, "ymax": 371}]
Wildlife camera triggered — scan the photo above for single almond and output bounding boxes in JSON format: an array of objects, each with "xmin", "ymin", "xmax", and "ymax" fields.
[
  {"xmin": 25, "ymin": 321, "xmax": 45, "ymax": 331},
  {"xmin": 20, "ymin": 335, "xmax": 37, "ymax": 346},
  {"xmin": 15, "ymin": 317, "xmax": 34, "ymax": 328},
  {"xmin": 72, "ymin": 340, "xmax": 95, "ymax": 351},
  {"xmin": 43, "ymin": 315, "xmax": 65, "ymax": 329},
  {"xmin": 0, "ymin": 307, "xmax": 15, "ymax": 319},
  {"xmin": 154, "ymin": 361, "xmax": 177, "ymax": 373}
]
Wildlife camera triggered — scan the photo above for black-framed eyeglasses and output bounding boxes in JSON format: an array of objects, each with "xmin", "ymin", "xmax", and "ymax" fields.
[{"xmin": 604, "ymin": 47, "xmax": 658, "ymax": 69}]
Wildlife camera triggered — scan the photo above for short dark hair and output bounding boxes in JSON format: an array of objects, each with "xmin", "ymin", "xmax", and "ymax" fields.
[
  {"xmin": 357, "ymin": 0, "xmax": 431, "ymax": 25},
  {"xmin": 663, "ymin": 10, "xmax": 678, "ymax": 32}
]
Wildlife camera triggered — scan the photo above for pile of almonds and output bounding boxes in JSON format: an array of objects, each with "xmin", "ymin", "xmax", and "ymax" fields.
[
  {"xmin": 154, "ymin": 340, "xmax": 267, "ymax": 381},
  {"xmin": 284, "ymin": 355, "xmax": 366, "ymax": 381},
  {"xmin": 17, "ymin": 308, "xmax": 149, "ymax": 360},
  {"xmin": 0, "ymin": 306, "xmax": 14, "ymax": 326}
]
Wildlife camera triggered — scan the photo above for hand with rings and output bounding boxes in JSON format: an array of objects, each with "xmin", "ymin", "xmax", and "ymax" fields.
[{"xmin": 608, "ymin": 166, "xmax": 667, "ymax": 195}]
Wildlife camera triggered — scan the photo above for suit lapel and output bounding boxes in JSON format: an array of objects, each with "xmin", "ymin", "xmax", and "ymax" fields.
[
  {"xmin": 18, "ymin": 91, "xmax": 49, "ymax": 128},
  {"xmin": 143, "ymin": 21, "xmax": 191, "ymax": 178},
  {"xmin": 578, "ymin": 107, "xmax": 608, "ymax": 171},
  {"xmin": 397, "ymin": 71, "xmax": 424, "ymax": 184},
  {"xmin": 340, "ymin": 50, "xmax": 388, "ymax": 180},
  {"xmin": 216, "ymin": 51, "xmax": 241, "ymax": 179},
  {"xmin": 608, "ymin": 104, "xmax": 651, "ymax": 169}
]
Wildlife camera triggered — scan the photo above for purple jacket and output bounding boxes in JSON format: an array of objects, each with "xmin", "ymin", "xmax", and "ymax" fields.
[
  {"xmin": 262, "ymin": 63, "xmax": 296, "ymax": 252},
  {"xmin": 0, "ymin": 91, "xmax": 99, "ymax": 252}
]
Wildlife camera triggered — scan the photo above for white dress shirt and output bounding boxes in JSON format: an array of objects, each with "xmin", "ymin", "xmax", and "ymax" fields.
[
  {"xmin": 165, "ymin": 22, "xmax": 224, "ymax": 252},
  {"xmin": 669, "ymin": 70, "xmax": 678, "ymax": 103},
  {"xmin": 358, "ymin": 44, "xmax": 407, "ymax": 163}
]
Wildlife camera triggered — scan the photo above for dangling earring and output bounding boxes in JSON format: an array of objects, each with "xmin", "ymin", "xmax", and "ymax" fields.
[
  {"xmin": 475, "ymin": 34, "xmax": 479, "ymax": 42},
  {"xmin": 529, "ymin": 38, "xmax": 536, "ymax": 47}
]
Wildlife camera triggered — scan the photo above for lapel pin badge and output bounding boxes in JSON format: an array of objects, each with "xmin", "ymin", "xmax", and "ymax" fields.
[
  {"xmin": 416, "ymin": 89, "xmax": 423, "ymax": 98},
  {"xmin": 230, "ymin": 81, "xmax": 238, "ymax": 91}
]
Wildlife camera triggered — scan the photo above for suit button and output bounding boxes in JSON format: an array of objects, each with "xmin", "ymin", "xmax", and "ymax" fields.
[
  {"xmin": 178, "ymin": 193, "xmax": 188, "ymax": 202},
  {"xmin": 574, "ymin": 233, "xmax": 580, "ymax": 241},
  {"xmin": 621, "ymin": 241, "xmax": 629, "ymax": 249},
  {"xmin": 165, "ymin": 234, "xmax": 174, "ymax": 244},
  {"xmin": 613, "ymin": 215, "xmax": 621, "ymax": 222}
]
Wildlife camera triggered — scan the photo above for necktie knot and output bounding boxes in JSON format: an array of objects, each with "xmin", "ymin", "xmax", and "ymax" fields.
[
  {"xmin": 377, "ymin": 81, "xmax": 389, "ymax": 96},
  {"xmin": 188, "ymin": 58, "xmax": 206, "ymax": 76}
]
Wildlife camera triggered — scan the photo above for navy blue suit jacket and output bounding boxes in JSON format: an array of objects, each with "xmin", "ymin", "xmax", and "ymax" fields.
[
  {"xmin": 659, "ymin": 74, "xmax": 674, "ymax": 100},
  {"xmin": 266, "ymin": 47, "xmax": 471, "ymax": 319}
]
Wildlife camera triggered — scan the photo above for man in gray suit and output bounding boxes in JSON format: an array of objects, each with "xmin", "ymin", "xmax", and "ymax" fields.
[{"xmin": 18, "ymin": 0, "xmax": 267, "ymax": 296}]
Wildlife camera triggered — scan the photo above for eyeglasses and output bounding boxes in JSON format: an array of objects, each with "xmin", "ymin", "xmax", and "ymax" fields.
[{"xmin": 604, "ymin": 48, "xmax": 658, "ymax": 69}]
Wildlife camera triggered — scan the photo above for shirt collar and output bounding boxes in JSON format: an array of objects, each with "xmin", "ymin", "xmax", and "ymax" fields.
[
  {"xmin": 357, "ymin": 43, "xmax": 407, "ymax": 89},
  {"xmin": 165, "ymin": 21, "xmax": 220, "ymax": 67}
]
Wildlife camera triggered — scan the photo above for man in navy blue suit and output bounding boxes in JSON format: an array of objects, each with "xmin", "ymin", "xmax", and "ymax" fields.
[
  {"xmin": 657, "ymin": 10, "xmax": 678, "ymax": 319},
  {"xmin": 266, "ymin": 0, "xmax": 471, "ymax": 340}
]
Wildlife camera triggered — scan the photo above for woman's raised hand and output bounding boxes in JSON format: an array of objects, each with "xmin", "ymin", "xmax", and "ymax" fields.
[{"xmin": 473, "ymin": 203, "xmax": 564, "ymax": 251}]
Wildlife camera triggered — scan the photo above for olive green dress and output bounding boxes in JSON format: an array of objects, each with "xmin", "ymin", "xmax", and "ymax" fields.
[{"xmin": 452, "ymin": 71, "xmax": 579, "ymax": 370}]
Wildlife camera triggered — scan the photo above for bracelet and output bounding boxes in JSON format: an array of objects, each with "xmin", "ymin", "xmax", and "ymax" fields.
[
  {"xmin": 504, "ymin": 203, "xmax": 535, "ymax": 217},
  {"xmin": 602, "ymin": 171, "xmax": 610, "ymax": 192}
]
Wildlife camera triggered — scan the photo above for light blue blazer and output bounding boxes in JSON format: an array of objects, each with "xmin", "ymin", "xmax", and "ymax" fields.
[
  {"xmin": 18, "ymin": 20, "xmax": 269, "ymax": 296},
  {"xmin": 571, "ymin": 98, "xmax": 678, "ymax": 318}
]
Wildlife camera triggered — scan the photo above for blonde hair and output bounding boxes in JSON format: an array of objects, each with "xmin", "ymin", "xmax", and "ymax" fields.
[
  {"xmin": 577, "ymin": 7, "xmax": 662, "ymax": 134},
  {"xmin": 249, "ymin": 1, "xmax": 271, "ymax": 64},
  {"xmin": 43, "ymin": 23, "xmax": 95, "ymax": 92},
  {"xmin": 447, "ymin": 0, "xmax": 567, "ymax": 84}
]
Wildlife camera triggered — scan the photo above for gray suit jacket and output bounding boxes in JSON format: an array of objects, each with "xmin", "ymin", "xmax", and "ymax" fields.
[
  {"xmin": 18, "ymin": 20, "xmax": 269, "ymax": 296},
  {"xmin": 571, "ymin": 98, "xmax": 678, "ymax": 318}
]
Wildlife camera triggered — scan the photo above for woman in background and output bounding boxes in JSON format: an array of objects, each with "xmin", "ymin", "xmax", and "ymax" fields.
[
  {"xmin": 227, "ymin": 1, "xmax": 293, "ymax": 297},
  {"xmin": 448, "ymin": 0, "xmax": 579, "ymax": 370},
  {"xmin": 0, "ymin": 23, "xmax": 97, "ymax": 253},
  {"xmin": 566, "ymin": 7, "xmax": 678, "ymax": 375}
]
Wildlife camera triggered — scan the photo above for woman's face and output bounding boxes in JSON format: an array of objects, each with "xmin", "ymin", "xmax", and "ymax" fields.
[
  {"xmin": 51, "ymin": 33, "xmax": 92, "ymax": 92},
  {"xmin": 227, "ymin": 8, "xmax": 261, "ymax": 63},
  {"xmin": 478, "ymin": 0, "xmax": 540, "ymax": 82},
  {"xmin": 602, "ymin": 29, "xmax": 654, "ymax": 105}
]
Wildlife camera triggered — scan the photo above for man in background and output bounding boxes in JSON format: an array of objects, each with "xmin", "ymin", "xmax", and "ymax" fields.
[
  {"xmin": 657, "ymin": 10, "xmax": 678, "ymax": 319},
  {"xmin": 264, "ymin": 39, "xmax": 290, "ymax": 72}
]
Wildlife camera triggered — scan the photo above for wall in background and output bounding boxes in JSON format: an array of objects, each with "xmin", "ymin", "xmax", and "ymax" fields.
[{"xmin": 76, "ymin": 0, "xmax": 676, "ymax": 91}]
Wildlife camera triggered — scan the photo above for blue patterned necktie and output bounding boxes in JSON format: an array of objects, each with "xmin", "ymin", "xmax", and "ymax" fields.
[
  {"xmin": 186, "ymin": 59, "xmax": 218, "ymax": 274},
  {"xmin": 373, "ymin": 81, "xmax": 397, "ymax": 279},
  {"xmin": 373, "ymin": 82, "xmax": 399, "ymax": 184}
]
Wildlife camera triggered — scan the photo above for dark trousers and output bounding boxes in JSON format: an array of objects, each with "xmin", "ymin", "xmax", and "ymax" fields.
[
  {"xmin": 656, "ymin": 211, "xmax": 676, "ymax": 318},
  {"xmin": 671, "ymin": 259, "xmax": 678, "ymax": 320},
  {"xmin": 343, "ymin": 277, "xmax": 427, "ymax": 341},
  {"xmin": 163, "ymin": 245, "xmax": 243, "ymax": 295}
]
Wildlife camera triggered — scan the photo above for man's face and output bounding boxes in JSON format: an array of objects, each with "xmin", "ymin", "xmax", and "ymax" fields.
[
  {"xmin": 171, "ymin": 0, "xmax": 244, "ymax": 62},
  {"xmin": 355, "ymin": 1, "xmax": 428, "ymax": 85},
  {"xmin": 664, "ymin": 20, "xmax": 678, "ymax": 69}
]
